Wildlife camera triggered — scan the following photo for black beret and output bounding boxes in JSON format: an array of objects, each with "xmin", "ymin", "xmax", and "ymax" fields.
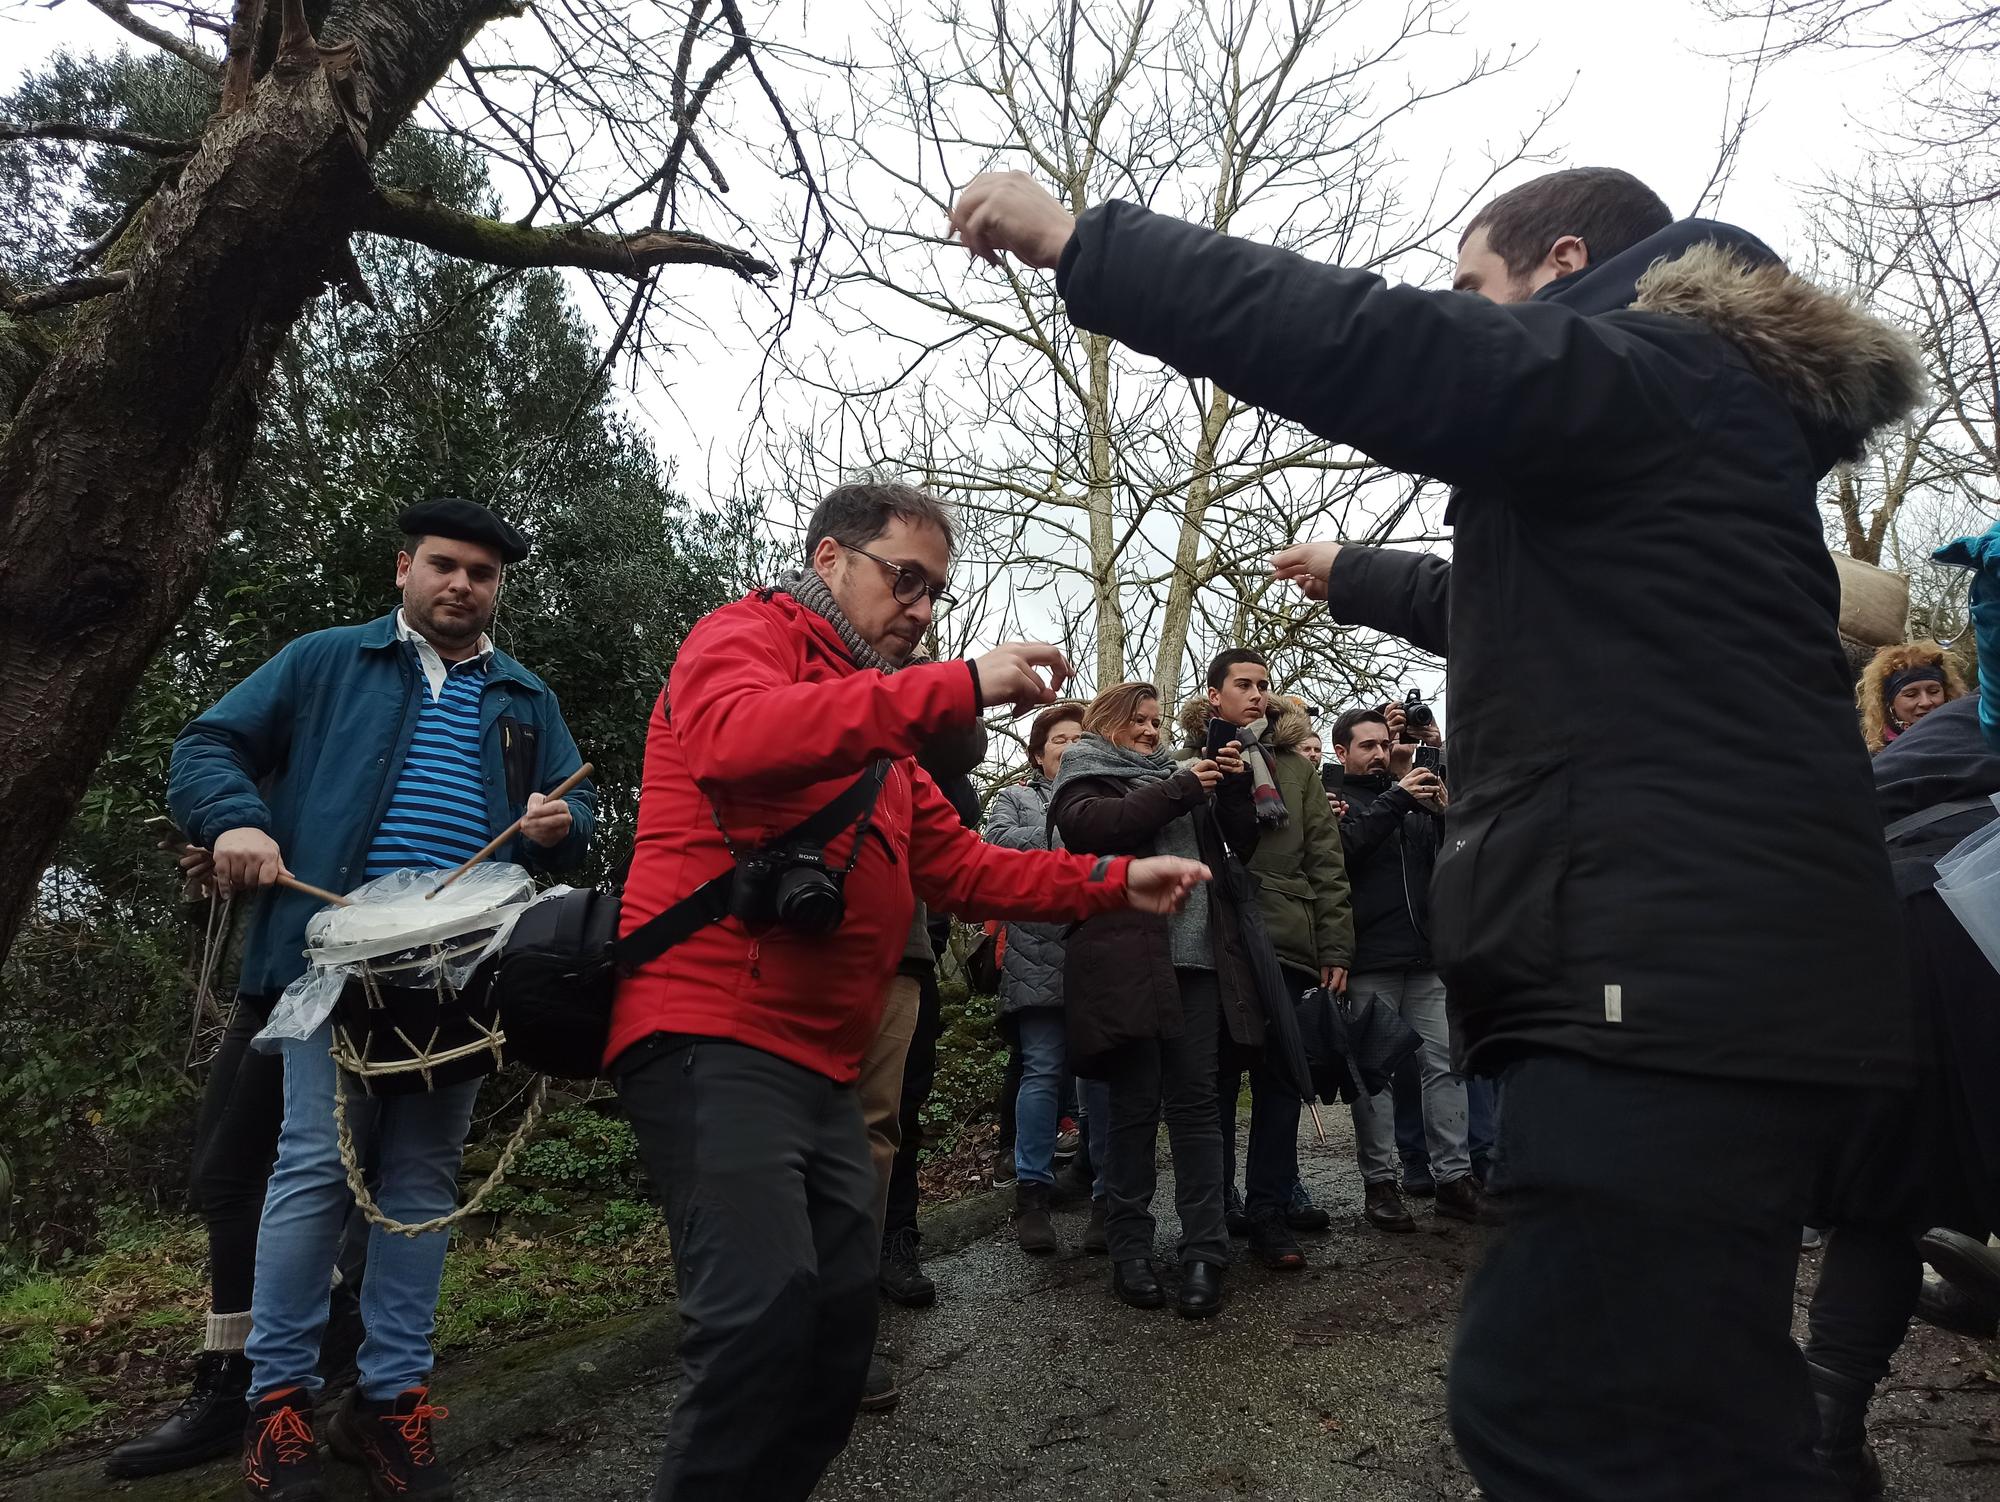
[{"xmin": 396, "ymin": 496, "xmax": 529, "ymax": 564}]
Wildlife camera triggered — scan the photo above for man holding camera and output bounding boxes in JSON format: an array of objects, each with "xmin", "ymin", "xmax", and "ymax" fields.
[
  {"xmin": 607, "ymin": 482, "xmax": 1210, "ymax": 1502},
  {"xmin": 1328, "ymin": 706, "xmax": 1487, "ymax": 1231}
]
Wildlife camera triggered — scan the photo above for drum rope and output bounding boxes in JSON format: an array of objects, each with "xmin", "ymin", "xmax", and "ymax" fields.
[
  {"xmin": 333, "ymin": 1061, "xmax": 548, "ymax": 1238},
  {"xmin": 185, "ymin": 888, "xmax": 234, "ymax": 1070}
]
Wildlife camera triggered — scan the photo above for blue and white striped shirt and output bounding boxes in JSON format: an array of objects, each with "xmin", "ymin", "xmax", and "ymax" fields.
[{"xmin": 364, "ymin": 624, "xmax": 493, "ymax": 878}]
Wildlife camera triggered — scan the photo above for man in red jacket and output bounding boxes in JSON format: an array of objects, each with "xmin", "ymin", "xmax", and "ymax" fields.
[{"xmin": 609, "ymin": 482, "xmax": 1208, "ymax": 1502}]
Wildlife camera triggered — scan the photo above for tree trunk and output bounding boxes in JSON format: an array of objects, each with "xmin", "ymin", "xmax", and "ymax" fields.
[
  {"xmin": 0, "ymin": 0, "xmax": 485, "ymax": 960},
  {"xmin": 1153, "ymin": 382, "xmax": 1231, "ymax": 702},
  {"xmin": 1083, "ymin": 331, "xmax": 1124, "ymax": 689}
]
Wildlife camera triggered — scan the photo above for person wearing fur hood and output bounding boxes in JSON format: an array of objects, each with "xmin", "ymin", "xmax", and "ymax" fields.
[
  {"xmin": 1857, "ymin": 639, "xmax": 1969, "ymax": 753},
  {"xmin": 944, "ymin": 163, "xmax": 1926, "ymax": 1498}
]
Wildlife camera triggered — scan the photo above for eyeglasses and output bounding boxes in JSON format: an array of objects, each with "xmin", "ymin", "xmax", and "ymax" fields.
[{"xmin": 842, "ymin": 542, "xmax": 958, "ymax": 611}]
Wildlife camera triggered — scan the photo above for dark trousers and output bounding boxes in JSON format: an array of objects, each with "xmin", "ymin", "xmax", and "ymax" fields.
[
  {"xmin": 188, "ymin": 995, "xmax": 283, "ymax": 1314},
  {"xmin": 1806, "ymin": 891, "xmax": 1998, "ymax": 1393},
  {"xmin": 885, "ymin": 965, "xmax": 943, "ymax": 1240},
  {"xmin": 1101, "ymin": 969, "xmax": 1230, "ymax": 1266},
  {"xmin": 1218, "ymin": 966, "xmax": 1306, "ymax": 1216},
  {"xmin": 616, "ymin": 1035, "xmax": 878, "ymax": 1502},
  {"xmin": 1450, "ymin": 1050, "xmax": 1882, "ymax": 1502},
  {"xmin": 1394, "ymin": 1058, "xmax": 1499, "ymax": 1171},
  {"xmin": 1807, "ymin": 1224, "xmax": 1924, "ymax": 1389},
  {"xmin": 996, "ymin": 1038, "xmax": 1024, "ymax": 1159}
]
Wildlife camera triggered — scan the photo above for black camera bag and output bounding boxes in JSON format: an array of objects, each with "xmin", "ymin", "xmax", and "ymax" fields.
[{"xmin": 492, "ymin": 762, "xmax": 887, "ymax": 1078}]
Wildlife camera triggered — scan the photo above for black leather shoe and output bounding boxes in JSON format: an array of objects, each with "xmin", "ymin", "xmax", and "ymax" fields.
[
  {"xmin": 1919, "ymin": 1228, "xmax": 2000, "ymax": 1314},
  {"xmin": 1364, "ymin": 1180, "xmax": 1416, "ymax": 1233},
  {"xmin": 1224, "ymin": 1185, "xmax": 1250, "ymax": 1237},
  {"xmin": 105, "ymin": 1349, "xmax": 251, "ymax": 1479},
  {"xmin": 1111, "ymin": 1258, "xmax": 1164, "ymax": 1309},
  {"xmin": 1176, "ymin": 1261, "xmax": 1225, "ymax": 1319},
  {"xmin": 879, "ymin": 1226, "xmax": 937, "ymax": 1308},
  {"xmin": 1916, "ymin": 1276, "xmax": 2000, "ymax": 1339}
]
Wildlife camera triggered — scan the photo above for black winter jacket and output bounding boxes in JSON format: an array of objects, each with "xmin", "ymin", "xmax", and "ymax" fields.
[
  {"xmin": 1337, "ymin": 771, "xmax": 1441, "ymax": 974},
  {"xmin": 1057, "ymin": 204, "xmax": 1925, "ymax": 1087}
]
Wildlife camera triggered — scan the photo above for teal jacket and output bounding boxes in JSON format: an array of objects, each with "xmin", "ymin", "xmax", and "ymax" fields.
[{"xmin": 168, "ymin": 612, "xmax": 595, "ymax": 995}]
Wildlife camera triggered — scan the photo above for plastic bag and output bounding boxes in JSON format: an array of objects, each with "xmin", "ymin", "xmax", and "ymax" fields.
[
  {"xmin": 1934, "ymin": 794, "xmax": 2000, "ymax": 975},
  {"xmin": 258, "ymin": 864, "xmax": 537, "ymax": 1047}
]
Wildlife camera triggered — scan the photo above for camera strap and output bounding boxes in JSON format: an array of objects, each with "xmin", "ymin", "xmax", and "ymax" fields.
[{"xmin": 614, "ymin": 761, "xmax": 892, "ymax": 975}]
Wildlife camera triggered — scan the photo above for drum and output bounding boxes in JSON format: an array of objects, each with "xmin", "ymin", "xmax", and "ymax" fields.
[
  {"xmin": 330, "ymin": 931, "xmax": 508, "ymax": 1094},
  {"xmin": 286, "ymin": 864, "xmax": 536, "ymax": 1096}
]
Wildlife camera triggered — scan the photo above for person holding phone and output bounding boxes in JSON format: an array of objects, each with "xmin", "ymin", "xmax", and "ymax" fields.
[
  {"xmin": 1328, "ymin": 706, "xmax": 1487, "ymax": 1232},
  {"xmin": 1183, "ymin": 651, "xmax": 1354, "ymax": 1268}
]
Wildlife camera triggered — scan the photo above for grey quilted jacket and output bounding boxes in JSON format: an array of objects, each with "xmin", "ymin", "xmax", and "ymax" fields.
[{"xmin": 983, "ymin": 776, "xmax": 1069, "ymax": 1015}]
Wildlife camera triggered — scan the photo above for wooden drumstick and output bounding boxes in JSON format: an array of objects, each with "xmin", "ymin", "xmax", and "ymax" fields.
[
  {"xmin": 427, "ymin": 762, "xmax": 594, "ymax": 898},
  {"xmin": 278, "ymin": 873, "xmax": 352, "ymax": 908}
]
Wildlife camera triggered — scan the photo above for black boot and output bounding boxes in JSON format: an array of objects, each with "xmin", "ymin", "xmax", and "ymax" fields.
[
  {"xmin": 1177, "ymin": 1261, "xmax": 1225, "ymax": 1319},
  {"xmin": 1112, "ymin": 1258, "xmax": 1164, "ymax": 1309},
  {"xmin": 105, "ymin": 1348, "xmax": 251, "ymax": 1479},
  {"xmin": 1013, "ymin": 1182, "xmax": 1059, "ymax": 1255},
  {"xmin": 879, "ymin": 1225, "xmax": 937, "ymax": 1308},
  {"xmin": 330, "ymin": 1385, "xmax": 454, "ymax": 1498},
  {"xmin": 1083, "ymin": 1198, "xmax": 1108, "ymax": 1255},
  {"xmin": 1807, "ymin": 1361, "xmax": 1883, "ymax": 1500}
]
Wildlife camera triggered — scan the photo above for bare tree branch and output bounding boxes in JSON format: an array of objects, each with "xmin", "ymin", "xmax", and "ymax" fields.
[
  {"xmin": 0, "ymin": 120, "xmax": 194, "ymax": 155},
  {"xmin": 356, "ymin": 187, "xmax": 778, "ymax": 280},
  {"xmin": 82, "ymin": 0, "xmax": 222, "ymax": 77},
  {"xmin": 5, "ymin": 271, "xmax": 133, "ymax": 315}
]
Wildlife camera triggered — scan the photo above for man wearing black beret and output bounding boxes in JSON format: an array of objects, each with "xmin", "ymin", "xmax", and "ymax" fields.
[{"xmin": 120, "ymin": 499, "xmax": 593, "ymax": 1497}]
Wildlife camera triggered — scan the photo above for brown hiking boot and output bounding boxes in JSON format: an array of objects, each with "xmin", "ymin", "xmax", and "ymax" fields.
[
  {"xmin": 240, "ymin": 1387, "xmax": 323, "ymax": 1501},
  {"xmin": 1363, "ymin": 1180, "xmax": 1416, "ymax": 1233},
  {"xmin": 1014, "ymin": 1182, "xmax": 1059, "ymax": 1255},
  {"xmin": 1435, "ymin": 1175, "xmax": 1500, "ymax": 1225}
]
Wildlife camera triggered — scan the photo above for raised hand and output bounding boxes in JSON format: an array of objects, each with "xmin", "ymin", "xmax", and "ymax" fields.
[
  {"xmin": 948, "ymin": 171, "xmax": 1077, "ymax": 269},
  {"xmin": 973, "ymin": 641, "xmax": 1074, "ymax": 715},
  {"xmin": 1124, "ymin": 856, "xmax": 1212, "ymax": 914},
  {"xmin": 1269, "ymin": 541, "xmax": 1343, "ymax": 602},
  {"xmin": 1188, "ymin": 759, "xmax": 1223, "ymax": 793}
]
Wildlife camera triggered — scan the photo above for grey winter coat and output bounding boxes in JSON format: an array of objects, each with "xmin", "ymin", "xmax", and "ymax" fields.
[{"xmin": 983, "ymin": 776, "xmax": 1068, "ymax": 1014}]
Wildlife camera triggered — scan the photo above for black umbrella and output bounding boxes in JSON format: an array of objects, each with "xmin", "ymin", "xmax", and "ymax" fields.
[{"xmin": 1209, "ymin": 843, "xmax": 1325, "ymax": 1137}]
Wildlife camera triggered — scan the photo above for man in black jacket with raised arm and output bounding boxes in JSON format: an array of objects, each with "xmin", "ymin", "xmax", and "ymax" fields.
[{"xmin": 949, "ymin": 166, "xmax": 1926, "ymax": 1499}]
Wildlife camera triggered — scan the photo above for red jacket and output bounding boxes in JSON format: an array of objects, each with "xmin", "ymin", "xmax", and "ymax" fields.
[{"xmin": 608, "ymin": 590, "xmax": 1133, "ymax": 1082}]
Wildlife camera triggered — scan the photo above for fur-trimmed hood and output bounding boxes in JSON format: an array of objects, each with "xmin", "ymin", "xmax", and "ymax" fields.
[
  {"xmin": 1175, "ymin": 693, "xmax": 1313, "ymax": 751},
  {"xmin": 1540, "ymin": 219, "xmax": 1926, "ymax": 466}
]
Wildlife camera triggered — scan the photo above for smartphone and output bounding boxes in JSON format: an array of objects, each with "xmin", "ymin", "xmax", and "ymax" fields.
[
  {"xmin": 1203, "ymin": 717, "xmax": 1237, "ymax": 761},
  {"xmin": 1413, "ymin": 745, "xmax": 1443, "ymax": 774}
]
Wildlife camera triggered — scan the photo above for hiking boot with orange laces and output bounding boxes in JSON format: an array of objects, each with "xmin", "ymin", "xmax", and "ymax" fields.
[
  {"xmin": 331, "ymin": 1385, "xmax": 455, "ymax": 1499},
  {"xmin": 240, "ymin": 1387, "xmax": 324, "ymax": 1501}
]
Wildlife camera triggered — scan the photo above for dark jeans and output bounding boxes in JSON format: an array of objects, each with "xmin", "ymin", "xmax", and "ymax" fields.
[
  {"xmin": 188, "ymin": 994, "xmax": 283, "ymax": 1314},
  {"xmin": 885, "ymin": 965, "xmax": 943, "ymax": 1240},
  {"xmin": 1807, "ymin": 1224, "xmax": 1924, "ymax": 1390},
  {"xmin": 1393, "ymin": 1057, "xmax": 1498, "ymax": 1172},
  {"xmin": 1218, "ymin": 966, "xmax": 1306, "ymax": 1216},
  {"xmin": 616, "ymin": 1035, "xmax": 878, "ymax": 1502},
  {"xmin": 1450, "ymin": 1049, "xmax": 1885, "ymax": 1502},
  {"xmin": 1101, "ymin": 969, "xmax": 1229, "ymax": 1266}
]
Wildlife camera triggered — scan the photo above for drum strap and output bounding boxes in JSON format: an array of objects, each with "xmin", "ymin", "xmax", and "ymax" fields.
[{"xmin": 613, "ymin": 760, "xmax": 892, "ymax": 975}]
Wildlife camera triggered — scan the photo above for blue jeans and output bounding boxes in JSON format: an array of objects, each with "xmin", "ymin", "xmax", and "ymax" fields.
[
  {"xmin": 1350, "ymin": 970, "xmax": 1471, "ymax": 1185},
  {"xmin": 1013, "ymin": 1010, "xmax": 1108, "ymax": 1196},
  {"xmin": 245, "ymin": 1022, "xmax": 479, "ymax": 1403}
]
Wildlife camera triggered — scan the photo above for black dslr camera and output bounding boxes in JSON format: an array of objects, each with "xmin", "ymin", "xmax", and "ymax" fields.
[
  {"xmin": 729, "ymin": 847, "xmax": 847, "ymax": 937},
  {"xmin": 1401, "ymin": 688, "xmax": 1436, "ymax": 742}
]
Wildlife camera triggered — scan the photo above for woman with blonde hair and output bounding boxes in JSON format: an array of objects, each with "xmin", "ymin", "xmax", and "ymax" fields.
[
  {"xmin": 1051, "ymin": 681, "xmax": 1261, "ymax": 1318},
  {"xmin": 1857, "ymin": 640, "xmax": 1969, "ymax": 753}
]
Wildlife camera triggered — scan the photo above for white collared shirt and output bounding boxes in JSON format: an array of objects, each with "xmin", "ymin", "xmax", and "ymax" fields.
[{"xmin": 395, "ymin": 608, "xmax": 494, "ymax": 701}]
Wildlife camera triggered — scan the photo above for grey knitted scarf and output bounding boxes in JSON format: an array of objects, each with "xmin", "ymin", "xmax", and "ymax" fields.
[
  {"xmin": 1053, "ymin": 732, "xmax": 1213, "ymax": 969},
  {"xmin": 781, "ymin": 569, "xmax": 900, "ymax": 675}
]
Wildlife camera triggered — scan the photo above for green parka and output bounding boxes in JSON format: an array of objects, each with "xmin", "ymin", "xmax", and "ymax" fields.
[{"xmin": 1178, "ymin": 697, "xmax": 1353, "ymax": 978}]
